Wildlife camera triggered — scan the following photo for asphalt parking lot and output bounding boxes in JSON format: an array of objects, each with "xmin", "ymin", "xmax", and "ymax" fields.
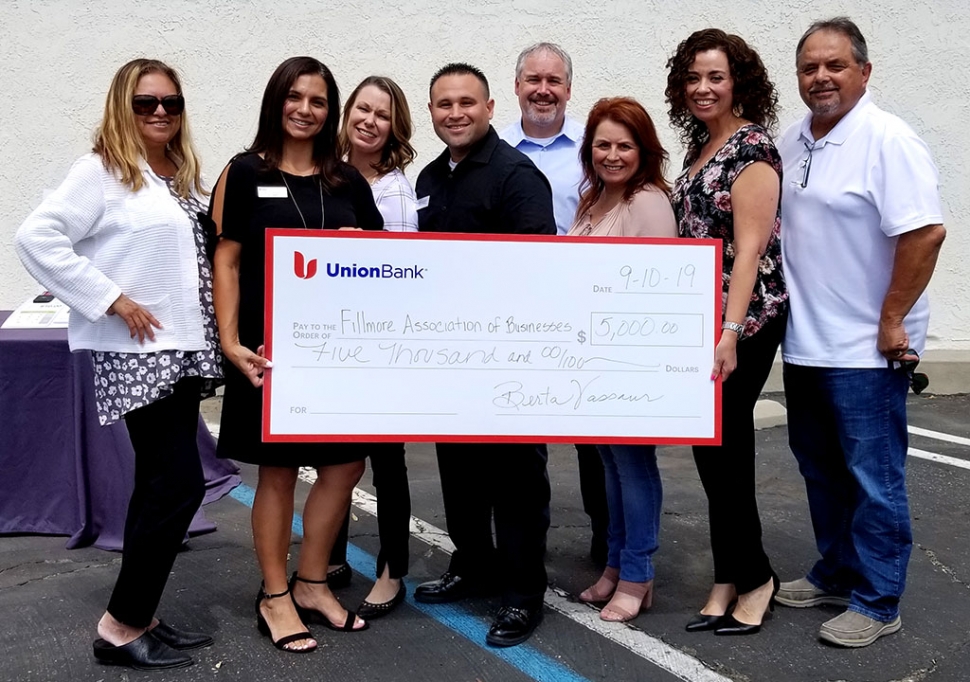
[{"xmin": 1, "ymin": 392, "xmax": 968, "ymax": 682}]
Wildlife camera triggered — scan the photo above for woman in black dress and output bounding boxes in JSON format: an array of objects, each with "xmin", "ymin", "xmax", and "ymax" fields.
[{"xmin": 211, "ymin": 57, "xmax": 383, "ymax": 652}]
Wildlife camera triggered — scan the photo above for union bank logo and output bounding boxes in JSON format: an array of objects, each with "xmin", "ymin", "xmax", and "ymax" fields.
[
  {"xmin": 326, "ymin": 262, "xmax": 427, "ymax": 279},
  {"xmin": 294, "ymin": 251, "xmax": 317, "ymax": 279}
]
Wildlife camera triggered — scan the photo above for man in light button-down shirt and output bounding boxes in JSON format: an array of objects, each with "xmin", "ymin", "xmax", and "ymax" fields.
[
  {"xmin": 776, "ymin": 17, "xmax": 946, "ymax": 649},
  {"xmin": 499, "ymin": 43, "xmax": 610, "ymax": 567},
  {"xmin": 499, "ymin": 42, "xmax": 584, "ymax": 236}
]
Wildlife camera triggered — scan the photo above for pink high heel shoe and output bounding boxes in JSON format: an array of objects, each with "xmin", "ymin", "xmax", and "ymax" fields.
[
  {"xmin": 579, "ymin": 567, "xmax": 619, "ymax": 604},
  {"xmin": 600, "ymin": 580, "xmax": 654, "ymax": 622}
]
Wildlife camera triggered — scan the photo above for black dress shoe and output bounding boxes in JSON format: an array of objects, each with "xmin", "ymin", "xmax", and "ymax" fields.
[
  {"xmin": 414, "ymin": 572, "xmax": 484, "ymax": 604},
  {"xmin": 358, "ymin": 582, "xmax": 407, "ymax": 620},
  {"xmin": 150, "ymin": 620, "xmax": 214, "ymax": 650},
  {"xmin": 93, "ymin": 632, "xmax": 193, "ymax": 670},
  {"xmin": 685, "ymin": 613, "xmax": 727, "ymax": 632},
  {"xmin": 486, "ymin": 606, "xmax": 543, "ymax": 647}
]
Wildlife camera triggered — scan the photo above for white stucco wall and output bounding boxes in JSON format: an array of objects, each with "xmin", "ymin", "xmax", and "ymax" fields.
[{"xmin": 2, "ymin": 0, "xmax": 967, "ymax": 350}]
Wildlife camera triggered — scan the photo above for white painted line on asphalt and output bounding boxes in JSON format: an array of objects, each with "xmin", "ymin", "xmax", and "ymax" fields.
[
  {"xmin": 909, "ymin": 426, "xmax": 970, "ymax": 448},
  {"xmin": 909, "ymin": 447, "xmax": 970, "ymax": 471},
  {"xmin": 297, "ymin": 467, "xmax": 731, "ymax": 682}
]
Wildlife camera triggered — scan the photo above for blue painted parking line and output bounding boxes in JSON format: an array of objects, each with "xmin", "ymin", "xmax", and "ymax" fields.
[{"xmin": 229, "ymin": 483, "xmax": 591, "ymax": 682}]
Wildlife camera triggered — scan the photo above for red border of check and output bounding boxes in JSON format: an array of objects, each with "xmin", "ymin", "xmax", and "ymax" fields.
[{"xmin": 263, "ymin": 229, "xmax": 722, "ymax": 446}]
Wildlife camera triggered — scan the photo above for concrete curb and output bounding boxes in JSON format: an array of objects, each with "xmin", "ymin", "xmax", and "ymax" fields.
[{"xmin": 754, "ymin": 399, "xmax": 787, "ymax": 430}]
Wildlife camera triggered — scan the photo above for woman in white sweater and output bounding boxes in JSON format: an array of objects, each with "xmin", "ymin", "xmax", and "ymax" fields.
[{"xmin": 15, "ymin": 59, "xmax": 220, "ymax": 671}]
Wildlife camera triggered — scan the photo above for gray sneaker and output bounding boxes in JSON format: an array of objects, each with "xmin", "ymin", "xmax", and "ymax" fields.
[
  {"xmin": 819, "ymin": 610, "xmax": 901, "ymax": 647},
  {"xmin": 774, "ymin": 577, "xmax": 850, "ymax": 608}
]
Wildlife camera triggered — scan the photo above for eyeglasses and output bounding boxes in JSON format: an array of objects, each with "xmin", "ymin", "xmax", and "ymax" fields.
[
  {"xmin": 891, "ymin": 349, "xmax": 930, "ymax": 395},
  {"xmin": 798, "ymin": 141, "xmax": 815, "ymax": 188},
  {"xmin": 131, "ymin": 94, "xmax": 185, "ymax": 116}
]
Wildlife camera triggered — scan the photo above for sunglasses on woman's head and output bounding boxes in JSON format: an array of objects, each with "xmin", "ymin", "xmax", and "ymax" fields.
[{"xmin": 131, "ymin": 94, "xmax": 185, "ymax": 116}]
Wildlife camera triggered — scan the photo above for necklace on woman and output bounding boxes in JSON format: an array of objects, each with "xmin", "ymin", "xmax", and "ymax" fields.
[{"xmin": 279, "ymin": 170, "xmax": 325, "ymax": 229}]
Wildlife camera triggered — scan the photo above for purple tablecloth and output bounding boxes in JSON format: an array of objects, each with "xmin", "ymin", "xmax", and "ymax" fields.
[{"xmin": 0, "ymin": 310, "xmax": 240, "ymax": 551}]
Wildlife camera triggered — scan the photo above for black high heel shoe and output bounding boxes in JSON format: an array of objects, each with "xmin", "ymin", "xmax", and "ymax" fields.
[
  {"xmin": 714, "ymin": 574, "xmax": 779, "ymax": 636},
  {"xmin": 290, "ymin": 573, "xmax": 369, "ymax": 632},
  {"xmin": 254, "ymin": 583, "xmax": 316, "ymax": 653},
  {"xmin": 686, "ymin": 610, "xmax": 730, "ymax": 632},
  {"xmin": 686, "ymin": 598, "xmax": 737, "ymax": 632}
]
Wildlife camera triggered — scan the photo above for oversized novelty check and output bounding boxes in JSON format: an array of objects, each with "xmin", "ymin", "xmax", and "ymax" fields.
[{"xmin": 263, "ymin": 231, "xmax": 721, "ymax": 445}]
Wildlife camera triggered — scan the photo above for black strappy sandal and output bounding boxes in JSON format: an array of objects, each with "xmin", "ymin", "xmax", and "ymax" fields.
[
  {"xmin": 255, "ymin": 583, "xmax": 317, "ymax": 653},
  {"xmin": 289, "ymin": 572, "xmax": 369, "ymax": 632}
]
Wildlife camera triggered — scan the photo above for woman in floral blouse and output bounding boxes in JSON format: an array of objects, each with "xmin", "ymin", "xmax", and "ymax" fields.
[{"xmin": 666, "ymin": 29, "xmax": 788, "ymax": 636}]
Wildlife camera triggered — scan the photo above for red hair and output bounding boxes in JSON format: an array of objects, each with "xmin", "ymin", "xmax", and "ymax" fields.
[{"xmin": 576, "ymin": 97, "xmax": 670, "ymax": 220}]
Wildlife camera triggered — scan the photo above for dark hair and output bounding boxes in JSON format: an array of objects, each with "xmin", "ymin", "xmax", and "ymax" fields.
[
  {"xmin": 665, "ymin": 29, "xmax": 778, "ymax": 156},
  {"xmin": 576, "ymin": 97, "xmax": 670, "ymax": 220},
  {"xmin": 429, "ymin": 62, "xmax": 489, "ymax": 99},
  {"xmin": 248, "ymin": 56, "xmax": 346, "ymax": 190},
  {"xmin": 796, "ymin": 17, "xmax": 869, "ymax": 65},
  {"xmin": 339, "ymin": 76, "xmax": 416, "ymax": 174}
]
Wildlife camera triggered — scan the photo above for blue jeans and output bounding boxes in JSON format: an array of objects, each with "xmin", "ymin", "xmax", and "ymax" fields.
[
  {"xmin": 784, "ymin": 363, "xmax": 912, "ymax": 622},
  {"xmin": 597, "ymin": 445, "xmax": 662, "ymax": 583}
]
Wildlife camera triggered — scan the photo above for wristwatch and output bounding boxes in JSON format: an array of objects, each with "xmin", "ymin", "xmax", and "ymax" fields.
[{"xmin": 721, "ymin": 321, "xmax": 744, "ymax": 337}]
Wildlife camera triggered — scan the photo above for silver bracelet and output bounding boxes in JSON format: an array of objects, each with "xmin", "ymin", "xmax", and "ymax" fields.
[{"xmin": 721, "ymin": 321, "xmax": 744, "ymax": 337}]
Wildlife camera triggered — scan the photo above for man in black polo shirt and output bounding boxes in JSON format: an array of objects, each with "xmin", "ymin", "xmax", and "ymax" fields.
[{"xmin": 413, "ymin": 62, "xmax": 555, "ymax": 648}]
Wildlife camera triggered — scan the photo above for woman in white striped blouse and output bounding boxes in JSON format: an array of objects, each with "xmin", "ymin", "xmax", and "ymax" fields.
[
  {"xmin": 339, "ymin": 76, "xmax": 418, "ymax": 232},
  {"xmin": 329, "ymin": 76, "xmax": 416, "ymax": 618}
]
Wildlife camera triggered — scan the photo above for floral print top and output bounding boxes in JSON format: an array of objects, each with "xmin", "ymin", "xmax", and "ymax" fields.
[
  {"xmin": 671, "ymin": 123, "xmax": 788, "ymax": 338},
  {"xmin": 91, "ymin": 178, "xmax": 222, "ymax": 425}
]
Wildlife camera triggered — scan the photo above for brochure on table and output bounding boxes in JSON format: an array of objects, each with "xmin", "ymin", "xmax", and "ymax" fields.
[{"xmin": 1, "ymin": 296, "xmax": 70, "ymax": 329}]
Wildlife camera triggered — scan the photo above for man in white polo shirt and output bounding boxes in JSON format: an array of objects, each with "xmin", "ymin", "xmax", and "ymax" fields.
[
  {"xmin": 499, "ymin": 43, "xmax": 609, "ymax": 565},
  {"xmin": 776, "ymin": 17, "xmax": 946, "ymax": 648}
]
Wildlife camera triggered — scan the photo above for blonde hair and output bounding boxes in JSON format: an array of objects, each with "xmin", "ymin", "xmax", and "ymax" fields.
[{"xmin": 93, "ymin": 59, "xmax": 206, "ymax": 198}]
